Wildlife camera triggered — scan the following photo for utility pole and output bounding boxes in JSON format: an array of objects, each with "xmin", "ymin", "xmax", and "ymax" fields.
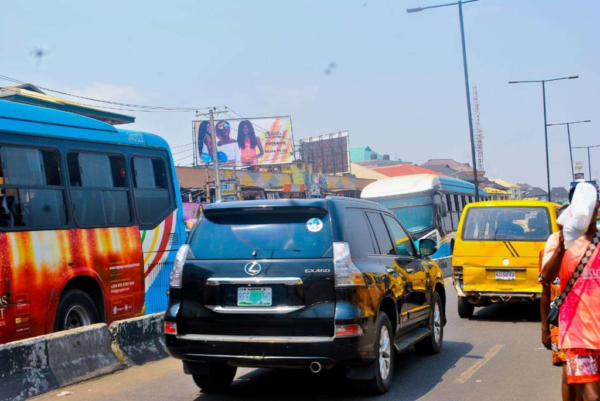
[
  {"xmin": 208, "ymin": 109, "xmax": 221, "ymax": 201},
  {"xmin": 195, "ymin": 107, "xmax": 228, "ymax": 202}
]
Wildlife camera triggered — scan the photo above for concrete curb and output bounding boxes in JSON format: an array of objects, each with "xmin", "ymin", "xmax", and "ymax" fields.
[
  {"xmin": 46, "ymin": 324, "xmax": 122, "ymax": 387},
  {"xmin": 0, "ymin": 324, "xmax": 122, "ymax": 401},
  {"xmin": 0, "ymin": 315, "xmax": 169, "ymax": 400},
  {"xmin": 109, "ymin": 313, "xmax": 169, "ymax": 366},
  {"xmin": 0, "ymin": 335, "xmax": 57, "ymax": 401}
]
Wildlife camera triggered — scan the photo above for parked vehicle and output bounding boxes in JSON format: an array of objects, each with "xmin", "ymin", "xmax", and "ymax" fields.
[
  {"xmin": 166, "ymin": 197, "xmax": 446, "ymax": 394},
  {"xmin": 0, "ymin": 100, "xmax": 185, "ymax": 345},
  {"xmin": 362, "ymin": 174, "xmax": 488, "ymax": 273},
  {"xmin": 452, "ymin": 200, "xmax": 560, "ymax": 318}
]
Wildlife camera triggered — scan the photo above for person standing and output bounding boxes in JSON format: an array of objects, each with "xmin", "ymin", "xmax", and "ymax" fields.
[
  {"xmin": 197, "ymin": 121, "xmax": 214, "ymax": 162},
  {"xmin": 542, "ymin": 183, "xmax": 600, "ymax": 400},
  {"xmin": 540, "ymin": 202, "xmax": 580, "ymax": 401},
  {"xmin": 237, "ymin": 120, "xmax": 264, "ymax": 166},
  {"xmin": 215, "ymin": 121, "xmax": 240, "ymax": 165}
]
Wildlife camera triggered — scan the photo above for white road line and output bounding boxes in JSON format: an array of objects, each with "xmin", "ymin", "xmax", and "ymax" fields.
[{"xmin": 455, "ymin": 344, "xmax": 504, "ymax": 384}]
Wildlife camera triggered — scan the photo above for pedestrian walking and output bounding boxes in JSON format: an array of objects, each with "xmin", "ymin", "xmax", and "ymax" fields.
[
  {"xmin": 539, "ymin": 201, "xmax": 580, "ymax": 401},
  {"xmin": 542, "ymin": 183, "xmax": 600, "ymax": 400}
]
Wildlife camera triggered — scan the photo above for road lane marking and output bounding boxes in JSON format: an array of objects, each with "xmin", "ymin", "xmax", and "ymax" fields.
[{"xmin": 455, "ymin": 344, "xmax": 504, "ymax": 384}]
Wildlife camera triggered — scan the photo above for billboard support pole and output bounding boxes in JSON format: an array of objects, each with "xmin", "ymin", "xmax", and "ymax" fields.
[
  {"xmin": 209, "ymin": 108, "xmax": 222, "ymax": 201},
  {"xmin": 192, "ymin": 121, "xmax": 197, "ymax": 167}
]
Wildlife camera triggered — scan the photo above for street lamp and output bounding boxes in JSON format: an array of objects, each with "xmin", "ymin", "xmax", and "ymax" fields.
[
  {"xmin": 547, "ymin": 119, "xmax": 591, "ymax": 180},
  {"xmin": 572, "ymin": 144, "xmax": 600, "ymax": 181},
  {"xmin": 508, "ymin": 76, "xmax": 579, "ymax": 202},
  {"xmin": 407, "ymin": 0, "xmax": 481, "ymax": 201}
]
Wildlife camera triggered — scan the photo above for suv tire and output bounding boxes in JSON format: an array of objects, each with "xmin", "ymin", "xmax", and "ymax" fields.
[
  {"xmin": 54, "ymin": 289, "xmax": 100, "ymax": 332},
  {"xmin": 458, "ymin": 297, "xmax": 474, "ymax": 319},
  {"xmin": 354, "ymin": 312, "xmax": 395, "ymax": 394},
  {"xmin": 415, "ymin": 292, "xmax": 444, "ymax": 355},
  {"xmin": 192, "ymin": 363, "xmax": 237, "ymax": 393}
]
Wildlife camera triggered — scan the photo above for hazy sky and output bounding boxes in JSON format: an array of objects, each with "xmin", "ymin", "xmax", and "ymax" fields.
[{"xmin": 2, "ymin": 0, "xmax": 599, "ymax": 189}]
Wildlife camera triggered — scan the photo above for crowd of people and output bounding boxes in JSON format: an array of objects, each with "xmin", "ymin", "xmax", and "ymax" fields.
[
  {"xmin": 197, "ymin": 119, "xmax": 265, "ymax": 166},
  {"xmin": 539, "ymin": 182, "xmax": 600, "ymax": 401}
]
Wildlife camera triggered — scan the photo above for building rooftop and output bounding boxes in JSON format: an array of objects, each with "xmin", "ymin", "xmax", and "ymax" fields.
[
  {"xmin": 350, "ymin": 146, "xmax": 382, "ymax": 163},
  {"xmin": 489, "ymin": 178, "xmax": 519, "ymax": 189},
  {"xmin": 421, "ymin": 158, "xmax": 473, "ymax": 173},
  {"xmin": 371, "ymin": 163, "xmax": 448, "ymax": 178}
]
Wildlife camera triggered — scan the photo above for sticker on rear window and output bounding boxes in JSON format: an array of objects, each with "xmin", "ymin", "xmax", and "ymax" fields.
[{"xmin": 307, "ymin": 218, "xmax": 323, "ymax": 233}]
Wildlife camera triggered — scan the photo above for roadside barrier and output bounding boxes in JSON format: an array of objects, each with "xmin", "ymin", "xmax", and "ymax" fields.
[
  {"xmin": 0, "ymin": 314, "xmax": 168, "ymax": 400},
  {"xmin": 0, "ymin": 335, "xmax": 57, "ymax": 401},
  {"xmin": 0, "ymin": 324, "xmax": 121, "ymax": 401},
  {"xmin": 109, "ymin": 313, "xmax": 169, "ymax": 366}
]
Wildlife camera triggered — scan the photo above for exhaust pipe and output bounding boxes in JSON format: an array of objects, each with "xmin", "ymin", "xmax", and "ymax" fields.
[{"xmin": 309, "ymin": 361, "xmax": 322, "ymax": 374}]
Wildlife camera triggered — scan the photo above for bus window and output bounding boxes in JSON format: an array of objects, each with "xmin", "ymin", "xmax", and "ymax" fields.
[
  {"xmin": 68, "ymin": 152, "xmax": 131, "ymax": 227},
  {"xmin": 454, "ymin": 195, "xmax": 461, "ymax": 212},
  {"xmin": 0, "ymin": 146, "xmax": 67, "ymax": 228},
  {"xmin": 446, "ymin": 194, "xmax": 453, "ymax": 212},
  {"xmin": 132, "ymin": 157, "xmax": 170, "ymax": 225}
]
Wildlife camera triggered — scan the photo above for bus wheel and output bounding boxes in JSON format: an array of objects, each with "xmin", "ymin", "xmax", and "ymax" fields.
[
  {"xmin": 457, "ymin": 297, "xmax": 474, "ymax": 319},
  {"xmin": 54, "ymin": 290, "xmax": 100, "ymax": 332}
]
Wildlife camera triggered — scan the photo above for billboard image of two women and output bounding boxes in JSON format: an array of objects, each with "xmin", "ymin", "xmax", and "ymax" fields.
[{"xmin": 194, "ymin": 116, "xmax": 294, "ymax": 166}]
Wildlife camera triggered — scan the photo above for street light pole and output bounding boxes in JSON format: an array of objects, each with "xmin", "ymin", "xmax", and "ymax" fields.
[
  {"xmin": 542, "ymin": 82, "xmax": 550, "ymax": 201},
  {"xmin": 407, "ymin": 0, "xmax": 480, "ymax": 200},
  {"xmin": 547, "ymin": 120, "xmax": 591, "ymax": 181},
  {"xmin": 458, "ymin": 1, "xmax": 480, "ymax": 201},
  {"xmin": 567, "ymin": 123, "xmax": 573, "ymax": 179},
  {"xmin": 588, "ymin": 147, "xmax": 592, "ymax": 180},
  {"xmin": 508, "ymin": 76, "xmax": 579, "ymax": 202},
  {"xmin": 572, "ymin": 144, "xmax": 600, "ymax": 181}
]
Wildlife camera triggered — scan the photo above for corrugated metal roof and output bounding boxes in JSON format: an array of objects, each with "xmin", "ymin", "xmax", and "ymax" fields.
[{"xmin": 371, "ymin": 164, "xmax": 448, "ymax": 177}]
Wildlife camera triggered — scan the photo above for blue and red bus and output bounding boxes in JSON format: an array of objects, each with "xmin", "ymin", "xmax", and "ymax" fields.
[{"xmin": 0, "ymin": 100, "xmax": 185, "ymax": 344}]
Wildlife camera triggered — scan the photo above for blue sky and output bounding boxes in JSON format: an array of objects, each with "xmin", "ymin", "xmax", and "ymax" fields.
[{"xmin": 2, "ymin": 0, "xmax": 599, "ymax": 189}]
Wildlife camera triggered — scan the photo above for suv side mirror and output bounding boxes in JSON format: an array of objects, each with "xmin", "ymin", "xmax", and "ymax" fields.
[{"xmin": 419, "ymin": 238, "xmax": 437, "ymax": 257}]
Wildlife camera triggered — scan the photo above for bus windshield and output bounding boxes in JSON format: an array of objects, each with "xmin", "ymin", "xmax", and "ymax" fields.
[
  {"xmin": 392, "ymin": 205, "xmax": 434, "ymax": 233},
  {"xmin": 462, "ymin": 207, "xmax": 551, "ymax": 241}
]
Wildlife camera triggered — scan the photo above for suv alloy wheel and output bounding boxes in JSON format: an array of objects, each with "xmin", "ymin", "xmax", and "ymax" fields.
[
  {"xmin": 415, "ymin": 292, "xmax": 444, "ymax": 355},
  {"xmin": 355, "ymin": 312, "xmax": 395, "ymax": 394}
]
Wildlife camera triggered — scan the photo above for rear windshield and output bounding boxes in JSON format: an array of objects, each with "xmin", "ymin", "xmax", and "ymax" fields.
[
  {"xmin": 188, "ymin": 207, "xmax": 332, "ymax": 259},
  {"xmin": 462, "ymin": 207, "xmax": 551, "ymax": 242}
]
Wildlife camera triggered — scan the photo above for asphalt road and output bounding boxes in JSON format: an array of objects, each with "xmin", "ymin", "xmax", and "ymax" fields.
[{"xmin": 36, "ymin": 279, "xmax": 562, "ymax": 401}]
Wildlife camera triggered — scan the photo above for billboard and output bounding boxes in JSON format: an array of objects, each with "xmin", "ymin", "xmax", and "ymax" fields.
[
  {"xmin": 300, "ymin": 131, "xmax": 350, "ymax": 174},
  {"xmin": 194, "ymin": 116, "xmax": 294, "ymax": 167}
]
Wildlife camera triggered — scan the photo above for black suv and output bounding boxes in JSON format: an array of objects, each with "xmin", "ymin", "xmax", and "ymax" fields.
[{"xmin": 166, "ymin": 197, "xmax": 446, "ymax": 394}]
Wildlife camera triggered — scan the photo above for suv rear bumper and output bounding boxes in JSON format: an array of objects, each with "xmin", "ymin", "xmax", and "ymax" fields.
[{"xmin": 166, "ymin": 333, "xmax": 374, "ymax": 368}]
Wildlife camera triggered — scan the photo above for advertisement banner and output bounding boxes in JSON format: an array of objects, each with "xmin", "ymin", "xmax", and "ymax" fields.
[
  {"xmin": 290, "ymin": 165, "xmax": 305, "ymax": 185},
  {"xmin": 194, "ymin": 116, "xmax": 294, "ymax": 167}
]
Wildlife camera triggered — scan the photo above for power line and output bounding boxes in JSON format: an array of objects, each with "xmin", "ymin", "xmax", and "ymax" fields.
[
  {"xmin": 0, "ymin": 74, "xmax": 211, "ymax": 112},
  {"xmin": 174, "ymin": 152, "xmax": 194, "ymax": 163},
  {"xmin": 170, "ymin": 142, "xmax": 194, "ymax": 149},
  {"xmin": 171, "ymin": 146, "xmax": 194, "ymax": 155}
]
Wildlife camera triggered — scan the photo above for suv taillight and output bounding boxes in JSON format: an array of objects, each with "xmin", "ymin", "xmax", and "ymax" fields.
[
  {"xmin": 169, "ymin": 245, "xmax": 190, "ymax": 288},
  {"xmin": 333, "ymin": 242, "xmax": 366, "ymax": 288}
]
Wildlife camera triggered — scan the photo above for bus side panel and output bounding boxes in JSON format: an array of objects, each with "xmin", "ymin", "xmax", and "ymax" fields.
[
  {"xmin": 142, "ymin": 209, "xmax": 183, "ymax": 314},
  {"xmin": 0, "ymin": 227, "xmax": 145, "ymax": 345}
]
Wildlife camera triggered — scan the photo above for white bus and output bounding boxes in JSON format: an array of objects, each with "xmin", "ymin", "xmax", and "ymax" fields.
[{"xmin": 361, "ymin": 174, "xmax": 488, "ymax": 271}]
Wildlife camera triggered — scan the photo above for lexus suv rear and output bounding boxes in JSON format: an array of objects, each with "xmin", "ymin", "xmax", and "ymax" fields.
[{"xmin": 166, "ymin": 197, "xmax": 446, "ymax": 394}]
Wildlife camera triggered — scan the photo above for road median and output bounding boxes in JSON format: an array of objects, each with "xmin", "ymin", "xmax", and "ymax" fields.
[{"xmin": 0, "ymin": 314, "xmax": 169, "ymax": 400}]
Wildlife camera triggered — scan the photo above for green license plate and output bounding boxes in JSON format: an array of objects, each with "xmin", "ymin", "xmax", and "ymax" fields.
[{"xmin": 237, "ymin": 287, "xmax": 272, "ymax": 306}]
